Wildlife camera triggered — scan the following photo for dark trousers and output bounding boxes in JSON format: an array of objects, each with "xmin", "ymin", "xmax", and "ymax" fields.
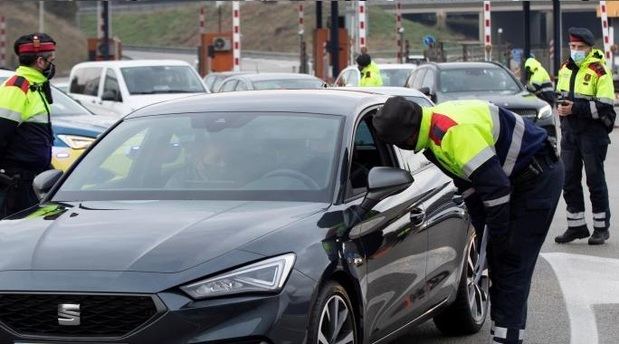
[
  {"xmin": 488, "ymin": 154, "xmax": 564, "ymax": 343},
  {"xmin": 561, "ymin": 129, "xmax": 610, "ymax": 230},
  {"xmin": 0, "ymin": 179, "xmax": 39, "ymax": 219}
]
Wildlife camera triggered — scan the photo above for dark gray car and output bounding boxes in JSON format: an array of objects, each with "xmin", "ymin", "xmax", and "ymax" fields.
[
  {"xmin": 405, "ymin": 61, "xmax": 558, "ymax": 141},
  {"xmin": 0, "ymin": 90, "xmax": 488, "ymax": 344}
]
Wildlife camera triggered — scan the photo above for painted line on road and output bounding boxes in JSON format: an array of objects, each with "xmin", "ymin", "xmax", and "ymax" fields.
[{"xmin": 541, "ymin": 252, "xmax": 619, "ymax": 344}]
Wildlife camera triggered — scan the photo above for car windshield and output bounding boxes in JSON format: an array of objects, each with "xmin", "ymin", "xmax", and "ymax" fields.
[
  {"xmin": 0, "ymin": 76, "xmax": 91, "ymax": 117},
  {"xmin": 380, "ymin": 68, "xmax": 415, "ymax": 87},
  {"xmin": 439, "ymin": 67, "xmax": 521, "ymax": 93},
  {"xmin": 121, "ymin": 66, "xmax": 205, "ymax": 94},
  {"xmin": 253, "ymin": 79, "xmax": 324, "ymax": 90},
  {"xmin": 54, "ymin": 112, "xmax": 343, "ymax": 203}
]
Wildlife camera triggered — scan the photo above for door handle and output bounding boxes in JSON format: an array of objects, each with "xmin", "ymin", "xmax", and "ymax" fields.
[
  {"xmin": 410, "ymin": 208, "xmax": 426, "ymax": 227},
  {"xmin": 452, "ymin": 194, "xmax": 464, "ymax": 205}
]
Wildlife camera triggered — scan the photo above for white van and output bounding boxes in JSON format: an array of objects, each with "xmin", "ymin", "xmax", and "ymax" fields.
[{"xmin": 68, "ymin": 60, "xmax": 208, "ymax": 117}]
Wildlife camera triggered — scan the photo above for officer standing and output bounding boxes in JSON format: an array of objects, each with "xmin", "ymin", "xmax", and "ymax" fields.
[
  {"xmin": 0, "ymin": 33, "xmax": 56, "ymax": 218},
  {"xmin": 554, "ymin": 27, "xmax": 616, "ymax": 245},
  {"xmin": 373, "ymin": 97, "xmax": 564, "ymax": 344},
  {"xmin": 356, "ymin": 53, "xmax": 383, "ymax": 87},
  {"xmin": 524, "ymin": 57, "xmax": 555, "ymax": 106}
]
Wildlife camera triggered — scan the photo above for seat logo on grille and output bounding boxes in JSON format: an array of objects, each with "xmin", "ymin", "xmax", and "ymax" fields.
[{"xmin": 58, "ymin": 303, "xmax": 81, "ymax": 326}]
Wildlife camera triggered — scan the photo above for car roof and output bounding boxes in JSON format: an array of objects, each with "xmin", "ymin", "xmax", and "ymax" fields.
[
  {"xmin": 342, "ymin": 86, "xmax": 428, "ymax": 97},
  {"xmin": 129, "ymin": 89, "xmax": 388, "ymax": 118},
  {"xmin": 429, "ymin": 61, "xmax": 502, "ymax": 70},
  {"xmin": 72, "ymin": 59, "xmax": 193, "ymax": 68},
  {"xmin": 376, "ymin": 64, "xmax": 417, "ymax": 70},
  {"xmin": 235, "ymin": 73, "xmax": 322, "ymax": 81}
]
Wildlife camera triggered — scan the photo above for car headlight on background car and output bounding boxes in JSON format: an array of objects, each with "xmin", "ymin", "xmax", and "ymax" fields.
[
  {"xmin": 57, "ymin": 135, "xmax": 96, "ymax": 150},
  {"xmin": 537, "ymin": 105, "xmax": 553, "ymax": 120},
  {"xmin": 181, "ymin": 253, "xmax": 296, "ymax": 299}
]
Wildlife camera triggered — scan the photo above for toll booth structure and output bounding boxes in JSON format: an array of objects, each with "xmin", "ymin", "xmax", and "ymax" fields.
[{"xmin": 199, "ymin": 32, "xmax": 234, "ymax": 77}]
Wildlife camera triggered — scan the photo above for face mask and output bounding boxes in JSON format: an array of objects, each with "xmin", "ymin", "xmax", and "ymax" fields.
[
  {"xmin": 43, "ymin": 62, "xmax": 55, "ymax": 80},
  {"xmin": 570, "ymin": 50, "xmax": 587, "ymax": 65}
]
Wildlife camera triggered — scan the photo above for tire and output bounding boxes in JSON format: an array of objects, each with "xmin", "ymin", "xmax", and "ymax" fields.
[
  {"xmin": 433, "ymin": 228, "xmax": 489, "ymax": 335},
  {"xmin": 307, "ymin": 281, "xmax": 358, "ymax": 344}
]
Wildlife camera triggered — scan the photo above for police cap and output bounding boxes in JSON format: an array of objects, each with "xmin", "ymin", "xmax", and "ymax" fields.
[
  {"xmin": 372, "ymin": 96, "xmax": 422, "ymax": 145},
  {"xmin": 14, "ymin": 33, "xmax": 56, "ymax": 56},
  {"xmin": 568, "ymin": 27, "xmax": 595, "ymax": 47},
  {"xmin": 356, "ymin": 53, "xmax": 371, "ymax": 68}
]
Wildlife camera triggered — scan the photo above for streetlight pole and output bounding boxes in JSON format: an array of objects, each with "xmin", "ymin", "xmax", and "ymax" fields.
[{"xmin": 39, "ymin": 1, "xmax": 44, "ymax": 32}]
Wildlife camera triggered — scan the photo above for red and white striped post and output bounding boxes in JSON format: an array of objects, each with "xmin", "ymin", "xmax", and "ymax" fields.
[
  {"xmin": 600, "ymin": 1, "xmax": 613, "ymax": 68},
  {"xmin": 483, "ymin": 1, "xmax": 492, "ymax": 61},
  {"xmin": 0, "ymin": 16, "xmax": 6, "ymax": 68},
  {"xmin": 97, "ymin": 2, "xmax": 104, "ymax": 40},
  {"xmin": 396, "ymin": 1, "xmax": 403, "ymax": 63},
  {"xmin": 358, "ymin": 0, "xmax": 366, "ymax": 53},
  {"xmin": 232, "ymin": 1, "xmax": 241, "ymax": 72},
  {"xmin": 298, "ymin": 2, "xmax": 304, "ymax": 36},
  {"xmin": 199, "ymin": 6, "xmax": 206, "ymax": 34}
]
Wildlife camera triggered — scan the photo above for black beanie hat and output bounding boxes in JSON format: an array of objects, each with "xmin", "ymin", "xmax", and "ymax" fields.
[
  {"xmin": 372, "ymin": 96, "xmax": 422, "ymax": 145},
  {"xmin": 356, "ymin": 53, "xmax": 371, "ymax": 68}
]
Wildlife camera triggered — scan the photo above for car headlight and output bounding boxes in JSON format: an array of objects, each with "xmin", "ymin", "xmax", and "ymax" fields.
[
  {"xmin": 537, "ymin": 105, "xmax": 553, "ymax": 120},
  {"xmin": 181, "ymin": 253, "xmax": 296, "ymax": 299},
  {"xmin": 57, "ymin": 135, "xmax": 96, "ymax": 150}
]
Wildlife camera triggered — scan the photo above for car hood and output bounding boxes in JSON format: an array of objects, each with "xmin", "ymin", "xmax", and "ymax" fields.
[
  {"xmin": 0, "ymin": 200, "xmax": 325, "ymax": 273},
  {"xmin": 125, "ymin": 93, "xmax": 205, "ymax": 113},
  {"xmin": 441, "ymin": 91, "xmax": 545, "ymax": 109}
]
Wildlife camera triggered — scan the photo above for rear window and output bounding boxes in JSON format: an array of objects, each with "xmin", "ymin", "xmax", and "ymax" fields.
[
  {"xmin": 253, "ymin": 78, "xmax": 324, "ymax": 90},
  {"xmin": 121, "ymin": 66, "xmax": 205, "ymax": 95}
]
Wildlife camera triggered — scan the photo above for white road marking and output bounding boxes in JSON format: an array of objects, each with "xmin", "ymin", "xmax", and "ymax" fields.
[{"xmin": 541, "ymin": 252, "xmax": 619, "ymax": 344}]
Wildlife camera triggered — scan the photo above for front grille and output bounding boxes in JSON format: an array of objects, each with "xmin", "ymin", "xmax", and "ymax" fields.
[
  {"xmin": 509, "ymin": 108, "xmax": 538, "ymax": 119},
  {"xmin": 0, "ymin": 293, "xmax": 162, "ymax": 338}
]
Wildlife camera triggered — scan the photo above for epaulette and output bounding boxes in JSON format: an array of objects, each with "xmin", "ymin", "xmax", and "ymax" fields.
[
  {"xmin": 588, "ymin": 62, "xmax": 607, "ymax": 77},
  {"xmin": 4, "ymin": 75, "xmax": 30, "ymax": 94}
]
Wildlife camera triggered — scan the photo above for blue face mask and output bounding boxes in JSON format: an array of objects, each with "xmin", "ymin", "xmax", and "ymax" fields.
[{"xmin": 570, "ymin": 50, "xmax": 587, "ymax": 65}]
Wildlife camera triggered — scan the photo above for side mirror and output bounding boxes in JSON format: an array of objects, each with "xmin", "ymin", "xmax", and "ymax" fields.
[
  {"xmin": 360, "ymin": 167, "xmax": 414, "ymax": 211},
  {"xmin": 418, "ymin": 87, "xmax": 433, "ymax": 96},
  {"xmin": 102, "ymin": 90, "xmax": 121, "ymax": 102},
  {"xmin": 33, "ymin": 169, "xmax": 63, "ymax": 200}
]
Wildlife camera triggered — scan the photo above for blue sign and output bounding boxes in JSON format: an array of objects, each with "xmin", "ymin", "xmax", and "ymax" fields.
[{"xmin": 423, "ymin": 35, "xmax": 436, "ymax": 48}]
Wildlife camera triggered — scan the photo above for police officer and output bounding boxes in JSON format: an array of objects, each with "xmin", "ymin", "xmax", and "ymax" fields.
[
  {"xmin": 373, "ymin": 97, "xmax": 564, "ymax": 344},
  {"xmin": 554, "ymin": 27, "xmax": 616, "ymax": 245},
  {"xmin": 0, "ymin": 33, "xmax": 56, "ymax": 218},
  {"xmin": 356, "ymin": 53, "xmax": 383, "ymax": 87},
  {"xmin": 524, "ymin": 57, "xmax": 555, "ymax": 106}
]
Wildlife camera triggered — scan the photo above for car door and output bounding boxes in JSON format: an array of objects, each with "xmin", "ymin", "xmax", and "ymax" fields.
[
  {"xmin": 420, "ymin": 69, "xmax": 437, "ymax": 103},
  {"xmin": 99, "ymin": 68, "xmax": 127, "ymax": 117},
  {"xmin": 69, "ymin": 66, "xmax": 105, "ymax": 115},
  {"xmin": 343, "ymin": 111, "xmax": 429, "ymax": 342},
  {"xmin": 219, "ymin": 79, "xmax": 238, "ymax": 93}
]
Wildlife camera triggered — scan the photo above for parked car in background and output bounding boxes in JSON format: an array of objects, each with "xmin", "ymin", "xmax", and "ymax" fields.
[
  {"xmin": 68, "ymin": 60, "xmax": 208, "ymax": 117},
  {"xmin": 3, "ymin": 90, "xmax": 488, "ymax": 343},
  {"xmin": 405, "ymin": 61, "xmax": 557, "ymax": 140},
  {"xmin": 216, "ymin": 72, "xmax": 326, "ymax": 92},
  {"xmin": 337, "ymin": 86, "xmax": 434, "ymax": 107},
  {"xmin": 335, "ymin": 63, "xmax": 418, "ymax": 87},
  {"xmin": 0, "ymin": 69, "xmax": 113, "ymax": 171},
  {"xmin": 203, "ymin": 71, "xmax": 249, "ymax": 92}
]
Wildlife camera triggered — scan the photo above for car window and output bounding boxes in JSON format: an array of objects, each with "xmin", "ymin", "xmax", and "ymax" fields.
[
  {"xmin": 420, "ymin": 69, "xmax": 435, "ymax": 89},
  {"xmin": 348, "ymin": 113, "xmax": 398, "ymax": 197},
  {"xmin": 411, "ymin": 69, "xmax": 427, "ymax": 89},
  {"xmin": 438, "ymin": 67, "xmax": 521, "ymax": 93},
  {"xmin": 50, "ymin": 88, "xmax": 94, "ymax": 116},
  {"xmin": 380, "ymin": 68, "xmax": 414, "ymax": 87},
  {"xmin": 220, "ymin": 80, "xmax": 238, "ymax": 92},
  {"xmin": 103, "ymin": 69, "xmax": 122, "ymax": 102},
  {"xmin": 252, "ymin": 78, "xmax": 324, "ymax": 90},
  {"xmin": 70, "ymin": 67, "xmax": 102, "ymax": 96},
  {"xmin": 236, "ymin": 81, "xmax": 249, "ymax": 91},
  {"xmin": 204, "ymin": 74, "xmax": 217, "ymax": 91},
  {"xmin": 120, "ymin": 65, "xmax": 205, "ymax": 94},
  {"xmin": 56, "ymin": 112, "xmax": 344, "ymax": 203}
]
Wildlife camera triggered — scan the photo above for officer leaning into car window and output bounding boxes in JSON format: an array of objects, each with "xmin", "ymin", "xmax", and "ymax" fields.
[
  {"xmin": 554, "ymin": 27, "xmax": 616, "ymax": 245},
  {"xmin": 524, "ymin": 56, "xmax": 555, "ymax": 106},
  {"xmin": 356, "ymin": 53, "xmax": 383, "ymax": 87},
  {"xmin": 372, "ymin": 97, "xmax": 564, "ymax": 344},
  {"xmin": 0, "ymin": 33, "xmax": 56, "ymax": 218}
]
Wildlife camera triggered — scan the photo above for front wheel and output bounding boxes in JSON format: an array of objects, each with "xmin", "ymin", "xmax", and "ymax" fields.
[
  {"xmin": 433, "ymin": 228, "xmax": 489, "ymax": 335},
  {"xmin": 307, "ymin": 281, "xmax": 358, "ymax": 344}
]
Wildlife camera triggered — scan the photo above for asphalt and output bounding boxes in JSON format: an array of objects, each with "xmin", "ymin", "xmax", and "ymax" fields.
[{"xmin": 393, "ymin": 129, "xmax": 619, "ymax": 344}]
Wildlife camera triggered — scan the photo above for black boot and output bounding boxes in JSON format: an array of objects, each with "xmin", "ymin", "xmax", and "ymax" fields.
[
  {"xmin": 555, "ymin": 226, "xmax": 590, "ymax": 244},
  {"xmin": 588, "ymin": 229, "xmax": 609, "ymax": 245}
]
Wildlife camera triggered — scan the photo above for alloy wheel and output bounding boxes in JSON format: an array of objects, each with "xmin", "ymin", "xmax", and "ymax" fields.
[
  {"xmin": 317, "ymin": 295, "xmax": 355, "ymax": 344},
  {"xmin": 466, "ymin": 233, "xmax": 490, "ymax": 322}
]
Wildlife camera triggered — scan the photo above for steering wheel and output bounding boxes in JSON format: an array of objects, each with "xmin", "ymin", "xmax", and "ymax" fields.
[{"xmin": 261, "ymin": 169, "xmax": 321, "ymax": 189}]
